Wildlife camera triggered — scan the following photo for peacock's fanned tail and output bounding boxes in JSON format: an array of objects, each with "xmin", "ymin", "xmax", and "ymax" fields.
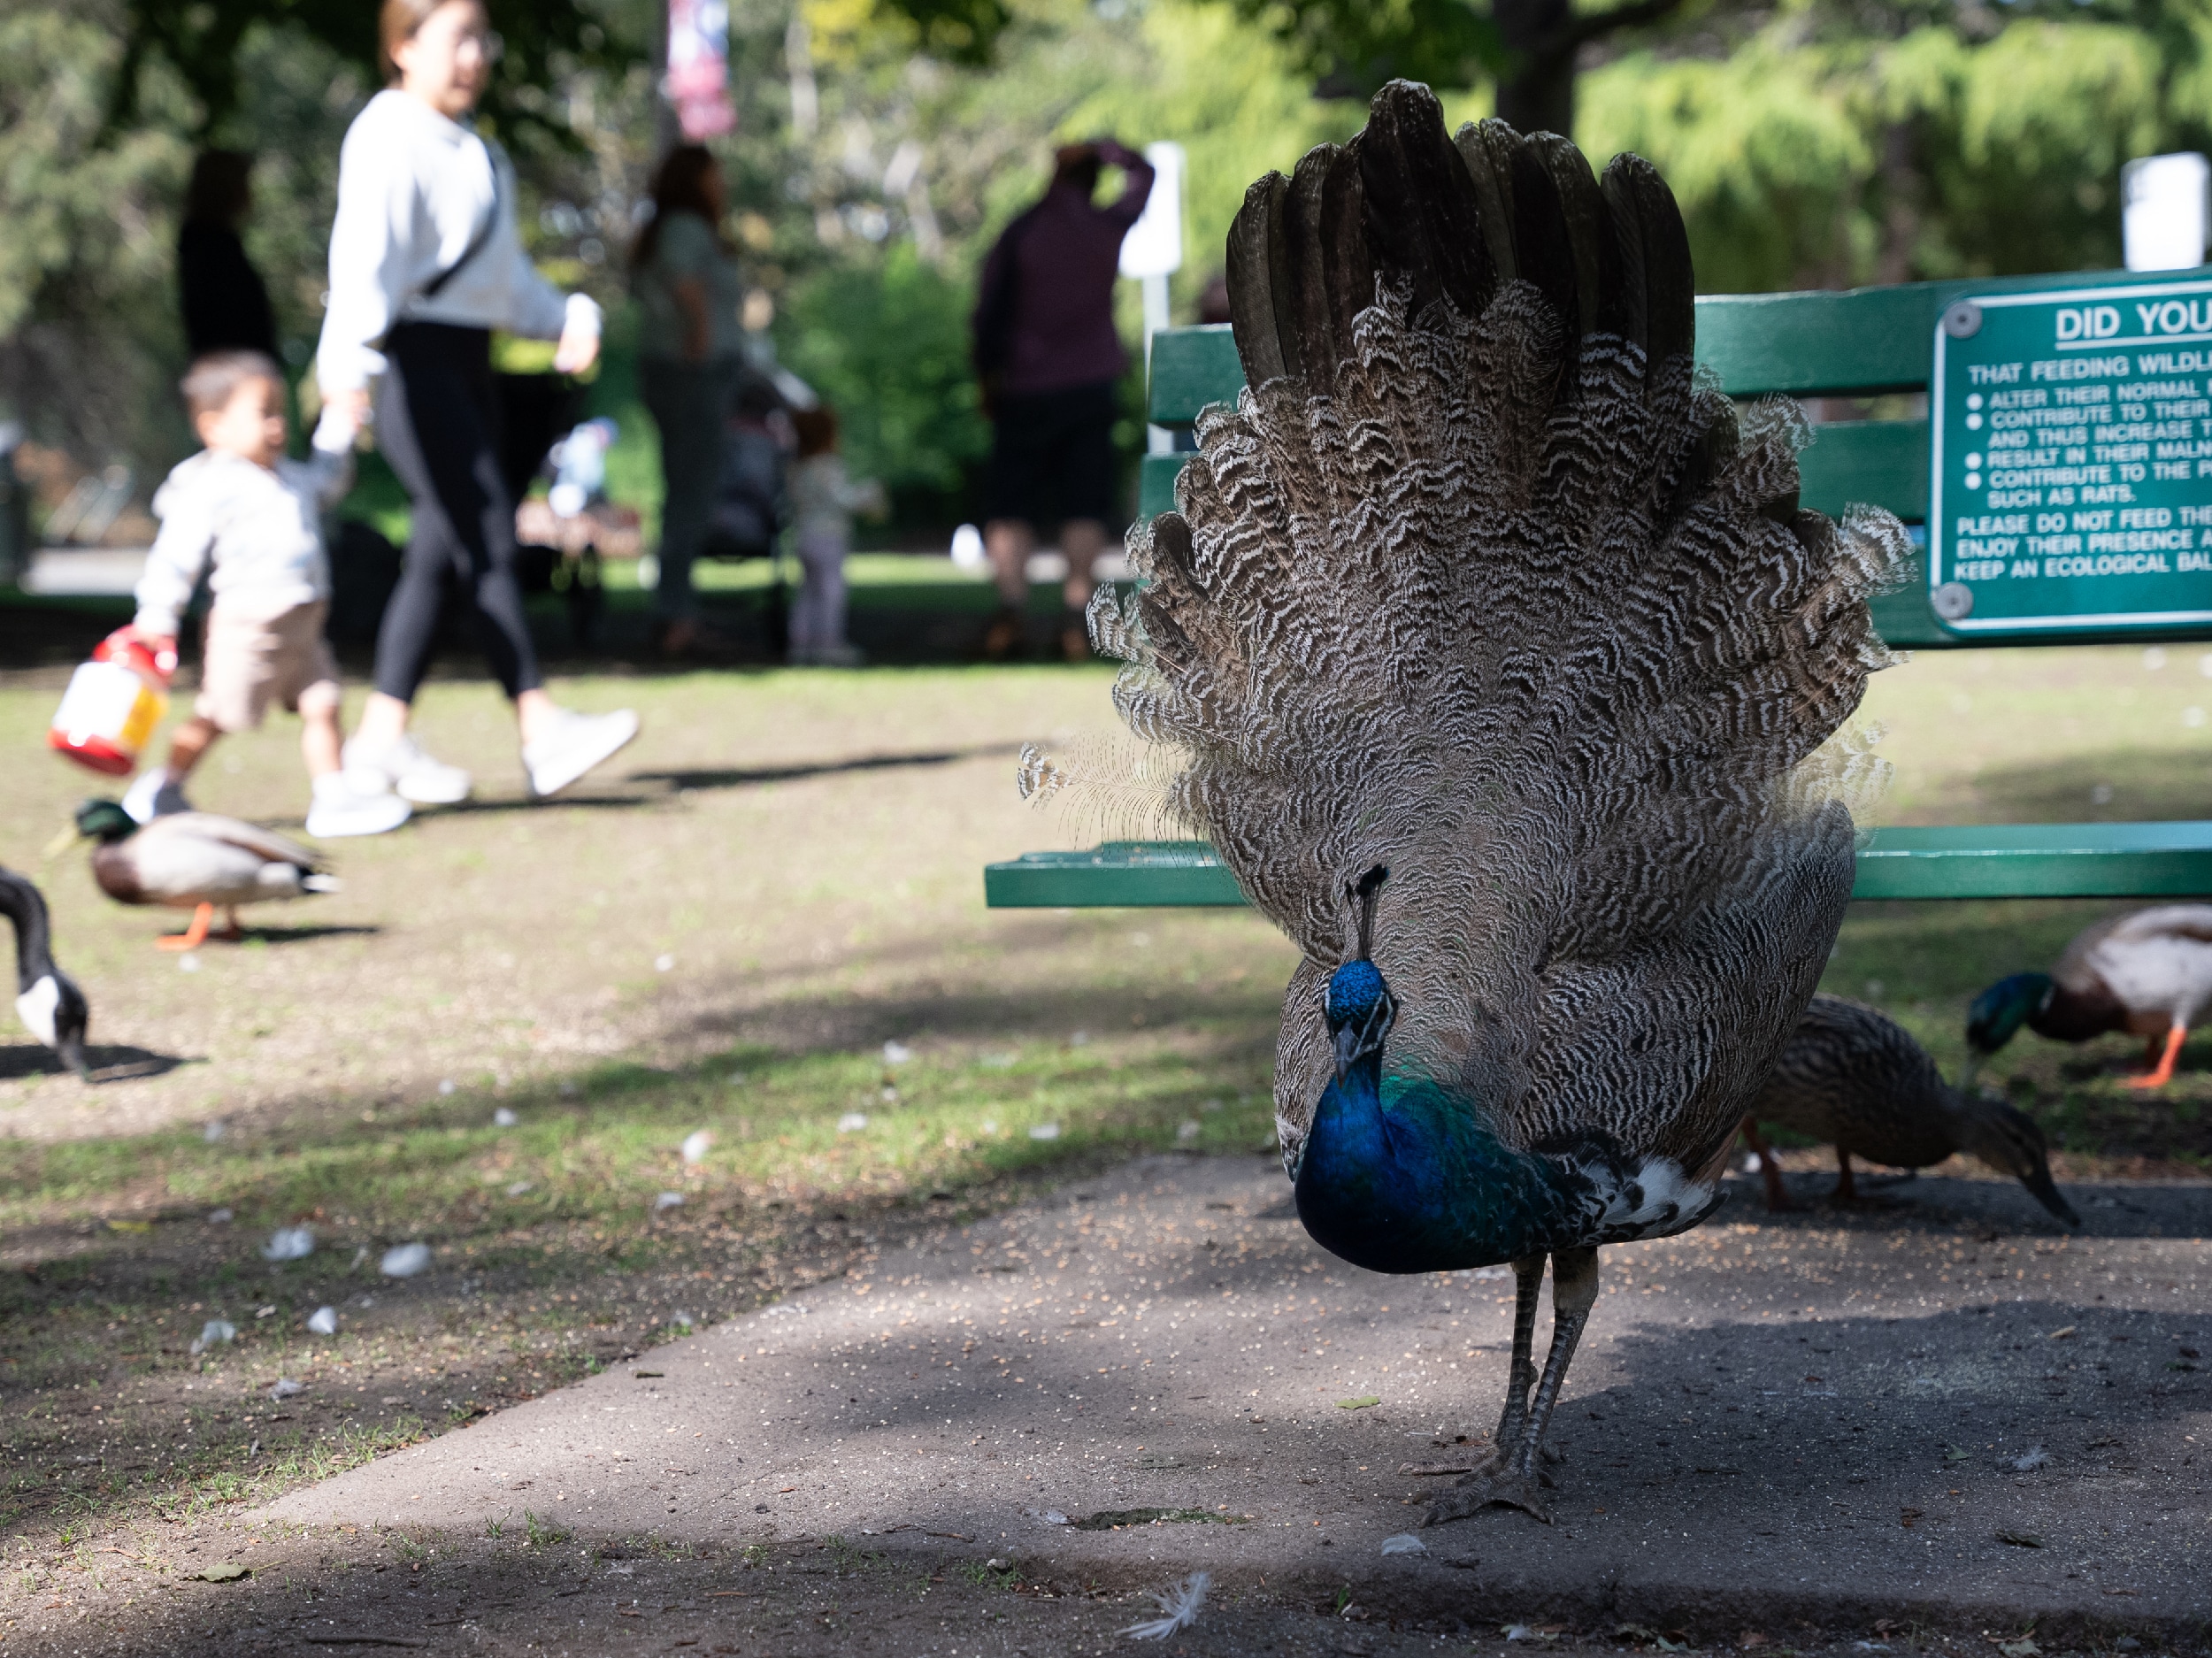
[{"xmin": 1087, "ymin": 83, "xmax": 1910, "ymax": 1175}]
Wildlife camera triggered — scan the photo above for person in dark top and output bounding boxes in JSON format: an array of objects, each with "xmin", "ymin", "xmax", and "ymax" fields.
[
  {"xmin": 179, "ymin": 150, "xmax": 277, "ymax": 359},
  {"xmin": 972, "ymin": 139, "xmax": 1152, "ymax": 661}
]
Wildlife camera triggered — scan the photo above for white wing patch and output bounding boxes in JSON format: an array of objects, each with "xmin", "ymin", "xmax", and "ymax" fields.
[
  {"xmin": 16, "ymin": 976, "xmax": 59, "ymax": 1049},
  {"xmin": 1592, "ymin": 1155, "xmax": 1717, "ymax": 1241}
]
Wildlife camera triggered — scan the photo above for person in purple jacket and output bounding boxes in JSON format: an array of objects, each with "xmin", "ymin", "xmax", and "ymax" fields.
[{"xmin": 972, "ymin": 140, "xmax": 1153, "ymax": 662}]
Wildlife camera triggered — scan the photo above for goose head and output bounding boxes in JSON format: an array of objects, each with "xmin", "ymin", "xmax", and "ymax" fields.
[{"xmin": 16, "ymin": 971, "xmax": 89, "ymax": 1081}]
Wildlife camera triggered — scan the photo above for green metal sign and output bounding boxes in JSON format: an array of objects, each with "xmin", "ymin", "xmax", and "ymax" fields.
[{"xmin": 1930, "ymin": 275, "xmax": 2212, "ymax": 637}]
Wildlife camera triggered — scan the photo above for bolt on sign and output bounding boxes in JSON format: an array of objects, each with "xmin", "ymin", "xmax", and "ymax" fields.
[{"xmin": 1929, "ymin": 277, "xmax": 2212, "ymax": 637}]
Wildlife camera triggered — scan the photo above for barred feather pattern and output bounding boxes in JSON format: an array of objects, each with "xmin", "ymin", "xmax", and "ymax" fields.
[{"xmin": 1087, "ymin": 85, "xmax": 1910, "ymax": 1178}]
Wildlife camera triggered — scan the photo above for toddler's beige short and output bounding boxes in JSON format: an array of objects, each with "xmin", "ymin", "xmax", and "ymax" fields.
[{"xmin": 196, "ymin": 601, "xmax": 340, "ymax": 732}]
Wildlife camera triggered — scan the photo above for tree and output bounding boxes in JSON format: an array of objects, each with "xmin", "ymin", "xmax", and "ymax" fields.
[
  {"xmin": 1227, "ymin": 0, "xmax": 1701, "ymax": 134},
  {"xmin": 110, "ymin": 0, "xmax": 634, "ymax": 141}
]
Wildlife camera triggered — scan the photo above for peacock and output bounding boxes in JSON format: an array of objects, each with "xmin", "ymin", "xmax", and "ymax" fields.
[
  {"xmin": 1742, "ymin": 994, "xmax": 2078, "ymax": 1226},
  {"xmin": 1058, "ymin": 82, "xmax": 1908, "ymax": 1524},
  {"xmin": 0, "ymin": 869, "xmax": 90, "ymax": 1079},
  {"xmin": 1969, "ymin": 906, "xmax": 2212, "ymax": 1090}
]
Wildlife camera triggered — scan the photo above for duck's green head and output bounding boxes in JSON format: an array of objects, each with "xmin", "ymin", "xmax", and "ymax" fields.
[
  {"xmin": 1325, "ymin": 865, "xmax": 1394, "ymax": 1084},
  {"xmin": 72, "ymin": 799, "xmax": 137, "ymax": 845},
  {"xmin": 1966, "ymin": 971, "xmax": 2055, "ymax": 1077}
]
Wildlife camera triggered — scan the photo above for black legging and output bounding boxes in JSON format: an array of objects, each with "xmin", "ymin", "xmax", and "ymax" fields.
[{"xmin": 372, "ymin": 321, "xmax": 542, "ymax": 702}]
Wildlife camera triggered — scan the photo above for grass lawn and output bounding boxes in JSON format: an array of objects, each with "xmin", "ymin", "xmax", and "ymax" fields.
[{"xmin": 0, "ymin": 642, "xmax": 2207, "ymax": 1558}]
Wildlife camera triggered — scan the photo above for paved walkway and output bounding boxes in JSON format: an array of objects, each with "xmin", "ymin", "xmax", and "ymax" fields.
[{"xmin": 260, "ymin": 1155, "xmax": 2212, "ymax": 1642}]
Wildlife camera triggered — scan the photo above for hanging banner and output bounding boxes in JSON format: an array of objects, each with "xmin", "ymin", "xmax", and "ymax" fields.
[{"xmin": 666, "ymin": 0, "xmax": 735, "ymax": 141}]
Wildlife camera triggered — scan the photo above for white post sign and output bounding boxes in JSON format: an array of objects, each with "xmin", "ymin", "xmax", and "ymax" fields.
[
  {"xmin": 1120, "ymin": 142, "xmax": 1186, "ymax": 455},
  {"xmin": 2124, "ymin": 153, "xmax": 2209, "ymax": 273}
]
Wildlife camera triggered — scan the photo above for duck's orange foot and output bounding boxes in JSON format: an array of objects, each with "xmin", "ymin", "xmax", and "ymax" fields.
[
  {"xmin": 156, "ymin": 902, "xmax": 213, "ymax": 952},
  {"xmin": 2123, "ymin": 1024, "xmax": 2187, "ymax": 1090}
]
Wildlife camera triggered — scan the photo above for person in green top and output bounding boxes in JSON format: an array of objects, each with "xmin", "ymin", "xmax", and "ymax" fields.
[{"xmin": 631, "ymin": 145, "xmax": 747, "ymax": 656}]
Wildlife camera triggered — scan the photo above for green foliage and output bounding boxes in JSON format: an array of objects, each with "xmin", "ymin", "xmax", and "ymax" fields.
[
  {"xmin": 111, "ymin": 0, "xmax": 641, "ymax": 142},
  {"xmin": 1221, "ymin": 0, "xmax": 1499, "ymax": 96},
  {"xmin": 1579, "ymin": 0, "xmax": 2212, "ymax": 290},
  {"xmin": 776, "ymin": 242, "xmax": 992, "ymax": 520},
  {"xmin": 0, "ymin": 2, "xmax": 193, "ymax": 458}
]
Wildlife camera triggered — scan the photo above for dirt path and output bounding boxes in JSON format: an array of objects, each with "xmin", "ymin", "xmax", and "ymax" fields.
[{"xmin": 10, "ymin": 1153, "xmax": 2205, "ymax": 1654}]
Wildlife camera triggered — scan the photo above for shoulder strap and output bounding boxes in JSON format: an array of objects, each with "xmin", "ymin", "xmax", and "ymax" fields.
[{"xmin": 420, "ymin": 139, "xmax": 503, "ymax": 301}]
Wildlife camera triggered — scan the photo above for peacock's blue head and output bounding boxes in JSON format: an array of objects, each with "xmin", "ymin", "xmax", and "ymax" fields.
[{"xmin": 1325, "ymin": 865, "xmax": 1394, "ymax": 1084}]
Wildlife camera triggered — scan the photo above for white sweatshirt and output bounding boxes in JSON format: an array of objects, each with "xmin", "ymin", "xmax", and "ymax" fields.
[
  {"xmin": 133, "ymin": 418, "xmax": 357, "ymax": 637},
  {"xmin": 789, "ymin": 455, "xmax": 885, "ymax": 543},
  {"xmin": 314, "ymin": 89, "xmax": 601, "ymax": 395}
]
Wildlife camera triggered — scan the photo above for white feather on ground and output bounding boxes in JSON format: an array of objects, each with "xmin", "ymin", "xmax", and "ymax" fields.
[{"xmin": 1120, "ymin": 1571, "xmax": 1210, "ymax": 1640}]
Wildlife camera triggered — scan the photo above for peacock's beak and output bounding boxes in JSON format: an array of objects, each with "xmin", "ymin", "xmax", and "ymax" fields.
[
  {"xmin": 1333, "ymin": 1024, "xmax": 1362, "ymax": 1085},
  {"xmin": 1957, "ymin": 1053, "xmax": 1984, "ymax": 1092}
]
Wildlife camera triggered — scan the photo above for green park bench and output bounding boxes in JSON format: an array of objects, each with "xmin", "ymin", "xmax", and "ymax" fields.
[{"xmin": 987, "ymin": 265, "xmax": 2212, "ymax": 910}]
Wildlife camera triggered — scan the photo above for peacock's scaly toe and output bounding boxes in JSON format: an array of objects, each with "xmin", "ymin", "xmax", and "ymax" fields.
[{"xmin": 1422, "ymin": 1467, "xmax": 1551, "ymax": 1527}]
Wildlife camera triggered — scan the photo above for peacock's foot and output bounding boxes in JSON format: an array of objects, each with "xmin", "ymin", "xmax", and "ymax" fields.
[
  {"xmin": 1399, "ymin": 1447, "xmax": 1502, "ymax": 1478},
  {"xmin": 1420, "ymin": 1467, "xmax": 1552, "ymax": 1527}
]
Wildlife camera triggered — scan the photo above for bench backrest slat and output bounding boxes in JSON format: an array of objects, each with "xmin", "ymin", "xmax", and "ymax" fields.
[
  {"xmin": 1150, "ymin": 267, "xmax": 2186, "ymax": 420},
  {"xmin": 1141, "ymin": 266, "xmax": 2212, "ymax": 651}
]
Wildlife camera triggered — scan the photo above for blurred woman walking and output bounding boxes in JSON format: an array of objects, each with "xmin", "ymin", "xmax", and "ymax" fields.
[
  {"xmin": 314, "ymin": 0, "xmax": 637, "ymax": 805},
  {"xmin": 630, "ymin": 145, "xmax": 745, "ymax": 657}
]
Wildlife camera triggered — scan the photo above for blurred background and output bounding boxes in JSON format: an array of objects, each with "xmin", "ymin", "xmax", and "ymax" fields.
[{"xmin": 4, "ymin": 0, "xmax": 2208, "ymax": 588}]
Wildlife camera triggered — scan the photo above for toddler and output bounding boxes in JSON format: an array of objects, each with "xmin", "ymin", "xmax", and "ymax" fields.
[
  {"xmin": 787, "ymin": 404, "xmax": 884, "ymax": 666},
  {"xmin": 121, "ymin": 350, "xmax": 411, "ymax": 838}
]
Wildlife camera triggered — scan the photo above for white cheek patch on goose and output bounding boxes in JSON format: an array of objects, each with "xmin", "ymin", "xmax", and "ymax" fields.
[{"xmin": 17, "ymin": 976, "xmax": 60, "ymax": 1050}]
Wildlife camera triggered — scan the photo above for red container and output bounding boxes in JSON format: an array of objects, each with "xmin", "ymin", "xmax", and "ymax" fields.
[{"xmin": 49, "ymin": 631, "xmax": 174, "ymax": 777}]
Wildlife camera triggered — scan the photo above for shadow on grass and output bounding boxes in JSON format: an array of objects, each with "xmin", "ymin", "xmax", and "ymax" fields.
[
  {"xmin": 0, "ymin": 1042, "xmax": 193, "ymax": 1083},
  {"xmin": 230, "ymin": 924, "xmax": 382, "ymax": 947},
  {"xmin": 630, "ymin": 739, "xmax": 1026, "ymax": 794}
]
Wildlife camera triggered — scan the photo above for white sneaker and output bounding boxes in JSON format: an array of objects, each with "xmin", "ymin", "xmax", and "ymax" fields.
[
  {"xmin": 521, "ymin": 707, "xmax": 639, "ymax": 798},
  {"xmin": 342, "ymin": 733, "xmax": 472, "ymax": 805},
  {"xmin": 121, "ymin": 769, "xmax": 190, "ymax": 824},
  {"xmin": 305, "ymin": 773, "xmax": 413, "ymax": 839}
]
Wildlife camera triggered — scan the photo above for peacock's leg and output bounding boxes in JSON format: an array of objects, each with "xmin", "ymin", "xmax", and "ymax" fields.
[
  {"xmin": 1401, "ymin": 1255, "xmax": 1544, "ymax": 1478},
  {"xmin": 1488, "ymin": 1255, "xmax": 1546, "ymax": 1454},
  {"xmin": 1424, "ymin": 1249, "xmax": 1598, "ymax": 1527}
]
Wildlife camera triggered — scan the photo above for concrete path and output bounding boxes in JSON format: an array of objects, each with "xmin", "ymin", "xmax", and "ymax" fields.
[{"xmin": 258, "ymin": 1154, "xmax": 2212, "ymax": 1643}]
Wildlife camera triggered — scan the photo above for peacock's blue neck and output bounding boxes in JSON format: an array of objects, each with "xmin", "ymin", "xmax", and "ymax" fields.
[{"xmin": 1294, "ymin": 1052, "xmax": 1593, "ymax": 1274}]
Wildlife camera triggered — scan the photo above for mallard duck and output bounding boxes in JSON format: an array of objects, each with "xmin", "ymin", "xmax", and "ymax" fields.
[
  {"xmin": 1968, "ymin": 905, "xmax": 2212, "ymax": 1090},
  {"xmin": 0, "ymin": 869, "xmax": 89, "ymax": 1078},
  {"xmin": 1742, "ymin": 994, "xmax": 2078, "ymax": 1226},
  {"xmin": 65, "ymin": 798, "xmax": 339, "ymax": 950}
]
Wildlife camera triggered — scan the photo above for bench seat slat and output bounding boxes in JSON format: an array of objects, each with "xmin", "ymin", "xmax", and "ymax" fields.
[{"xmin": 983, "ymin": 829, "xmax": 2212, "ymax": 908}]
